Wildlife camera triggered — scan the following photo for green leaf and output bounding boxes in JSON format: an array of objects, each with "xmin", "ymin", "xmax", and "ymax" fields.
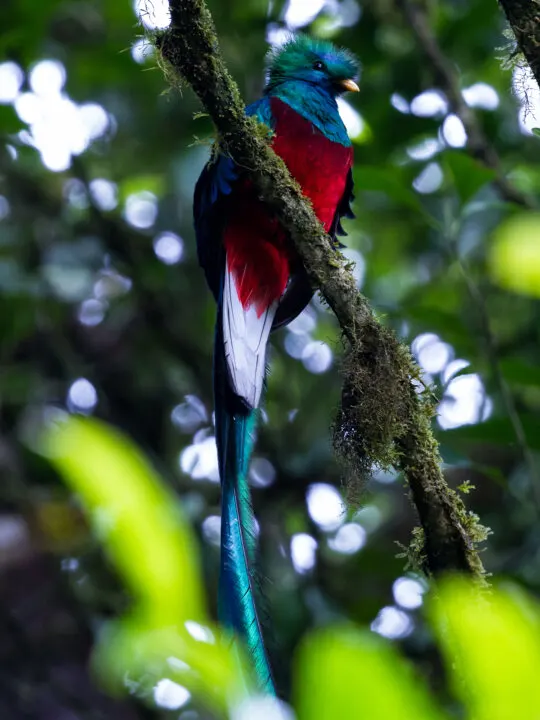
[
  {"xmin": 40, "ymin": 416, "xmax": 246, "ymax": 712},
  {"xmin": 353, "ymin": 166, "xmax": 423, "ymax": 212},
  {"xmin": 490, "ymin": 212, "xmax": 540, "ymax": 299},
  {"xmin": 500, "ymin": 358, "xmax": 540, "ymax": 388},
  {"xmin": 119, "ymin": 173, "xmax": 165, "ymax": 201},
  {"xmin": 430, "ymin": 578, "xmax": 540, "ymax": 720},
  {"xmin": 441, "ymin": 414, "xmax": 540, "ymax": 452},
  {"xmin": 294, "ymin": 626, "xmax": 446, "ymax": 720},
  {"xmin": 444, "ymin": 151, "xmax": 496, "ymax": 204},
  {"xmin": 531, "ymin": 128, "xmax": 540, "ymax": 138}
]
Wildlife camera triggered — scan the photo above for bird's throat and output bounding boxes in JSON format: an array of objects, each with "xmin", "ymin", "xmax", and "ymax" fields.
[{"xmin": 269, "ymin": 81, "xmax": 351, "ymax": 147}]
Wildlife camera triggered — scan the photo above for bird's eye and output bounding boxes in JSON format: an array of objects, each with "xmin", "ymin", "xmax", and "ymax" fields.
[{"xmin": 313, "ymin": 60, "xmax": 325, "ymax": 71}]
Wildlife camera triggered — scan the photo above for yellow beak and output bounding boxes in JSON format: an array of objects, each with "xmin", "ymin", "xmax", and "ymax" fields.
[{"xmin": 337, "ymin": 78, "xmax": 360, "ymax": 93}]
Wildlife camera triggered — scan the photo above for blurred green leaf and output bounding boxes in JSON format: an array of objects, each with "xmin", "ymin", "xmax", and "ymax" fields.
[
  {"xmin": 444, "ymin": 151, "xmax": 496, "ymax": 204},
  {"xmin": 40, "ymin": 416, "xmax": 246, "ymax": 713},
  {"xmin": 119, "ymin": 174, "xmax": 165, "ymax": 201},
  {"xmin": 294, "ymin": 626, "xmax": 445, "ymax": 720},
  {"xmin": 430, "ymin": 578, "xmax": 540, "ymax": 720},
  {"xmin": 353, "ymin": 166, "xmax": 423, "ymax": 212},
  {"xmin": 500, "ymin": 358, "xmax": 540, "ymax": 388},
  {"xmin": 490, "ymin": 213, "xmax": 540, "ymax": 299},
  {"xmin": 441, "ymin": 414, "xmax": 540, "ymax": 451}
]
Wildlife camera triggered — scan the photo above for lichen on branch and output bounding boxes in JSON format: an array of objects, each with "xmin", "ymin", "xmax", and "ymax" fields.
[{"xmin": 155, "ymin": 0, "xmax": 487, "ymax": 580}]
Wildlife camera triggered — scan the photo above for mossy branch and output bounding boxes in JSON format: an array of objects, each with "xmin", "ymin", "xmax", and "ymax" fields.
[
  {"xmin": 155, "ymin": 0, "xmax": 487, "ymax": 580},
  {"xmin": 499, "ymin": 0, "xmax": 540, "ymax": 92}
]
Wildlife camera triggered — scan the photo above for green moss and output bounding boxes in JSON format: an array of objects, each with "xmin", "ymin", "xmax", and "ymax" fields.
[
  {"xmin": 333, "ymin": 319, "xmax": 416, "ymax": 496},
  {"xmin": 396, "ymin": 526, "xmax": 427, "ymax": 574}
]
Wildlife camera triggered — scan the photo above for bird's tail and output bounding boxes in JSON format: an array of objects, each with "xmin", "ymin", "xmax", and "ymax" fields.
[{"xmin": 213, "ymin": 319, "xmax": 276, "ymax": 695}]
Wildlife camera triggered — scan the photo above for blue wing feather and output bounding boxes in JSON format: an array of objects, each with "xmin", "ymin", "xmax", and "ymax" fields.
[{"xmin": 193, "ymin": 97, "xmax": 275, "ymax": 300}]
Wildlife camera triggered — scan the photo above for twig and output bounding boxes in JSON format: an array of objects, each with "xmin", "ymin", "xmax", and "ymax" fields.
[
  {"xmin": 397, "ymin": 0, "xmax": 536, "ymax": 209},
  {"xmin": 155, "ymin": 0, "xmax": 487, "ymax": 579}
]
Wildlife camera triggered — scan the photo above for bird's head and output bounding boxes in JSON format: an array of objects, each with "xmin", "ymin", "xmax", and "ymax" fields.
[{"xmin": 265, "ymin": 35, "xmax": 359, "ymax": 96}]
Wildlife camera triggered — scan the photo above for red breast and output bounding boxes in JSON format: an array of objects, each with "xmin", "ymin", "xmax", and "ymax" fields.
[{"xmin": 224, "ymin": 97, "xmax": 353, "ymax": 315}]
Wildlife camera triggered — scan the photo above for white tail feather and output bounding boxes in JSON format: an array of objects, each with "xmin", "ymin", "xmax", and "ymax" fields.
[{"xmin": 223, "ymin": 263, "xmax": 277, "ymax": 408}]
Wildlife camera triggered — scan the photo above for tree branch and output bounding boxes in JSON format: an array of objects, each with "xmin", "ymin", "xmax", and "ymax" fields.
[
  {"xmin": 499, "ymin": 0, "xmax": 540, "ymax": 91},
  {"xmin": 397, "ymin": 0, "xmax": 535, "ymax": 209},
  {"xmin": 155, "ymin": 0, "xmax": 487, "ymax": 579}
]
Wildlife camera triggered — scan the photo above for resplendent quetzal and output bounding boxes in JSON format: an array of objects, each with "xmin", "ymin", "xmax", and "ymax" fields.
[{"xmin": 193, "ymin": 35, "xmax": 359, "ymax": 695}]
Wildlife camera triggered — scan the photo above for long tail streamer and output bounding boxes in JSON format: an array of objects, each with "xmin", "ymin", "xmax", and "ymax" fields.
[{"xmin": 213, "ymin": 318, "xmax": 276, "ymax": 695}]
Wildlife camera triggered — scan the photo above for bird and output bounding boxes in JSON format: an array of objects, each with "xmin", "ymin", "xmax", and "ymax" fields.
[{"xmin": 193, "ymin": 34, "xmax": 359, "ymax": 695}]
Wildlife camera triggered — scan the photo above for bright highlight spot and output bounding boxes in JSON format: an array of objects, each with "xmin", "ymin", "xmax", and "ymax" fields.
[
  {"xmin": 94, "ymin": 270, "xmax": 132, "ymax": 299},
  {"xmin": 291, "ymin": 533, "xmax": 317, "ymax": 573},
  {"xmin": 67, "ymin": 378, "xmax": 98, "ymax": 413},
  {"xmin": 29, "ymin": 59, "xmax": 66, "ymax": 97},
  {"xmin": 134, "ymin": 0, "xmax": 171, "ymax": 29},
  {"xmin": 180, "ymin": 436, "xmax": 219, "ymax": 482},
  {"xmin": 285, "ymin": 332, "xmax": 310, "ymax": 360},
  {"xmin": 412, "ymin": 333, "xmax": 452, "ymax": 374},
  {"xmin": 78, "ymin": 299, "xmax": 106, "ymax": 327},
  {"xmin": 249, "ymin": 457, "xmax": 276, "ymax": 488},
  {"xmin": 201, "ymin": 515, "xmax": 221, "ymax": 546},
  {"xmin": 302, "ymin": 341, "xmax": 333, "ymax": 374},
  {"xmin": 391, "ymin": 93, "xmax": 410, "ymax": 114},
  {"xmin": 513, "ymin": 65, "xmax": 540, "ymax": 135},
  {"xmin": 342, "ymin": 248, "xmax": 365, "ymax": 287},
  {"xmin": 438, "ymin": 373, "xmax": 492, "ymax": 429},
  {"xmin": 124, "ymin": 191, "xmax": 158, "ymax": 229},
  {"xmin": 154, "ymin": 679, "xmax": 190, "ymax": 710},
  {"xmin": 171, "ymin": 395, "xmax": 208, "ymax": 432},
  {"xmin": 153, "ymin": 231, "xmax": 184, "ymax": 264},
  {"xmin": 131, "ymin": 38, "xmax": 154, "ymax": 64},
  {"xmin": 462, "ymin": 82, "xmax": 499, "ymax": 111},
  {"xmin": 233, "ymin": 696, "xmax": 295, "ymax": 720},
  {"xmin": 328, "ymin": 523, "xmax": 366, "ymax": 554},
  {"xmin": 285, "ymin": 0, "xmax": 325, "ymax": 28},
  {"xmin": 307, "ymin": 483, "xmax": 344, "ymax": 531},
  {"xmin": 185, "ymin": 620, "xmax": 215, "ymax": 643},
  {"xmin": 0, "ymin": 62, "xmax": 24, "ymax": 103},
  {"xmin": 442, "ymin": 114, "xmax": 467, "ymax": 148},
  {"xmin": 89, "ymin": 178, "xmax": 118, "ymax": 211},
  {"xmin": 410, "ymin": 90, "xmax": 448, "ymax": 118},
  {"xmin": 407, "ymin": 137, "xmax": 441, "ymax": 161},
  {"xmin": 337, "ymin": 98, "xmax": 365, "ymax": 140},
  {"xmin": 13, "ymin": 73, "xmax": 111, "ymax": 173},
  {"xmin": 442, "ymin": 358, "xmax": 470, "ymax": 386},
  {"xmin": 79, "ymin": 103, "xmax": 109, "ymax": 139},
  {"xmin": 371, "ymin": 606, "xmax": 413, "ymax": 639},
  {"xmin": 413, "ymin": 162, "xmax": 443, "ymax": 194},
  {"xmin": 288, "ymin": 308, "xmax": 316, "ymax": 335},
  {"xmin": 393, "ymin": 577, "xmax": 426, "ymax": 610}
]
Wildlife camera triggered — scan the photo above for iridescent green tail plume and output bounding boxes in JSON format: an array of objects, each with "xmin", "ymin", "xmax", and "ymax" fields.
[{"xmin": 213, "ymin": 318, "xmax": 276, "ymax": 695}]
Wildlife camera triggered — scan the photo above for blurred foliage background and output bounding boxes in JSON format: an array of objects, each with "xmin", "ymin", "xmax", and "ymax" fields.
[{"xmin": 1, "ymin": 0, "xmax": 540, "ymax": 717}]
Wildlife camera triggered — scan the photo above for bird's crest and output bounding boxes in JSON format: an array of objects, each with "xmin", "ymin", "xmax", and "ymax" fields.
[{"xmin": 266, "ymin": 34, "xmax": 359, "ymax": 92}]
